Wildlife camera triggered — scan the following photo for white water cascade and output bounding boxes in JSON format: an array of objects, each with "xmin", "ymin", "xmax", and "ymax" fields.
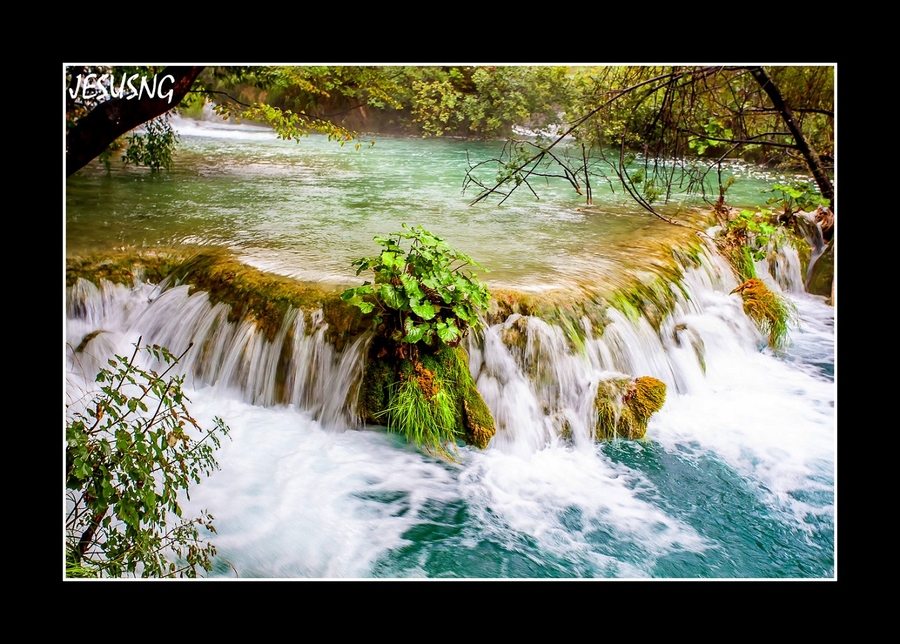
[{"xmin": 64, "ymin": 234, "xmax": 835, "ymax": 579}]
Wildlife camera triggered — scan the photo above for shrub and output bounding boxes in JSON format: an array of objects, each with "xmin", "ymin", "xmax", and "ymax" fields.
[
  {"xmin": 65, "ymin": 340, "xmax": 230, "ymax": 578},
  {"xmin": 341, "ymin": 224, "xmax": 490, "ymax": 347},
  {"xmin": 343, "ymin": 226, "xmax": 495, "ymax": 457}
]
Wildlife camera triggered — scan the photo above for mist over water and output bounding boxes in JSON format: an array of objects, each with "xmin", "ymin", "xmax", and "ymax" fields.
[{"xmin": 65, "ymin": 118, "xmax": 836, "ymax": 579}]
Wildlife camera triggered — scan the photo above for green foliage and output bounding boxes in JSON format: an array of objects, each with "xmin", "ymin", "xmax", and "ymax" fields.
[
  {"xmin": 66, "ymin": 341, "xmax": 230, "ymax": 578},
  {"xmin": 378, "ymin": 360, "xmax": 461, "ymax": 461},
  {"xmin": 728, "ymin": 208, "xmax": 780, "ymax": 263},
  {"xmin": 409, "ymin": 66, "xmax": 570, "ymax": 138},
  {"xmin": 688, "ymin": 118, "xmax": 734, "ymax": 156},
  {"xmin": 122, "ymin": 115, "xmax": 178, "ymax": 171},
  {"xmin": 763, "ymin": 181, "xmax": 828, "ymax": 216},
  {"xmin": 361, "ymin": 343, "xmax": 495, "ymax": 459},
  {"xmin": 721, "ymin": 197, "xmax": 813, "ymax": 278},
  {"xmin": 341, "ymin": 225, "xmax": 490, "ymax": 347},
  {"xmin": 213, "ymin": 100, "xmax": 371, "ymax": 149}
]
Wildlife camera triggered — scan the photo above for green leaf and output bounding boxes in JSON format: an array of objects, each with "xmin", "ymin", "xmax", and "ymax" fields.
[
  {"xmin": 403, "ymin": 319, "xmax": 427, "ymax": 344},
  {"xmin": 436, "ymin": 320, "xmax": 461, "ymax": 344},
  {"xmin": 378, "ymin": 283, "xmax": 404, "ymax": 310},
  {"xmin": 410, "ymin": 300, "xmax": 436, "ymax": 320}
]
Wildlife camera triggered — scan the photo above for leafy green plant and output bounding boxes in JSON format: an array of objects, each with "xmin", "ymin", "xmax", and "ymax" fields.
[
  {"xmin": 763, "ymin": 181, "xmax": 828, "ymax": 217},
  {"xmin": 727, "ymin": 208, "xmax": 781, "ymax": 263},
  {"xmin": 122, "ymin": 115, "xmax": 178, "ymax": 171},
  {"xmin": 341, "ymin": 224, "xmax": 491, "ymax": 347},
  {"xmin": 66, "ymin": 340, "xmax": 230, "ymax": 578},
  {"xmin": 688, "ymin": 117, "xmax": 734, "ymax": 156}
]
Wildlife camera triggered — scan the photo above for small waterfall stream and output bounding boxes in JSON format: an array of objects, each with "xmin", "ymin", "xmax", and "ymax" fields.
[{"xmin": 64, "ymin": 232, "xmax": 835, "ymax": 578}]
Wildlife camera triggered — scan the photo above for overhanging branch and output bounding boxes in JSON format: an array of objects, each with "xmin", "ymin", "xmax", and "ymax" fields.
[{"xmin": 66, "ymin": 66, "xmax": 206, "ymax": 177}]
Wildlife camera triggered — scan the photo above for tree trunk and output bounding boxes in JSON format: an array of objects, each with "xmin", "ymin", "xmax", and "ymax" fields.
[
  {"xmin": 747, "ymin": 66, "xmax": 834, "ymax": 211},
  {"xmin": 65, "ymin": 66, "xmax": 206, "ymax": 177}
]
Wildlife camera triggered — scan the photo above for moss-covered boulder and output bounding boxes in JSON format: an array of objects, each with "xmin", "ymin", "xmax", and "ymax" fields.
[
  {"xmin": 358, "ymin": 340, "xmax": 496, "ymax": 457},
  {"xmin": 731, "ymin": 278, "xmax": 796, "ymax": 350},
  {"xmin": 806, "ymin": 236, "xmax": 834, "ymax": 302},
  {"xmin": 595, "ymin": 375, "xmax": 667, "ymax": 440}
]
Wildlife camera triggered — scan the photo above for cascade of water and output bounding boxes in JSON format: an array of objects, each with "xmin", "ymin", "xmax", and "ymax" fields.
[
  {"xmin": 65, "ymin": 278, "xmax": 369, "ymax": 431},
  {"xmin": 65, "ymin": 235, "xmax": 815, "ymax": 454}
]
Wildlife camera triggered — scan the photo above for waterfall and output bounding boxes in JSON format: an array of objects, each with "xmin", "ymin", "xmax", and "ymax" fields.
[
  {"xmin": 65, "ymin": 236, "xmax": 787, "ymax": 451},
  {"xmin": 64, "ymin": 234, "xmax": 834, "ymax": 578}
]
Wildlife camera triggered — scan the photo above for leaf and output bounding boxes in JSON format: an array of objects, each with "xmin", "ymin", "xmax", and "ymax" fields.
[
  {"xmin": 377, "ymin": 283, "xmax": 404, "ymax": 310},
  {"xmin": 403, "ymin": 319, "xmax": 427, "ymax": 344},
  {"xmin": 436, "ymin": 320, "xmax": 461, "ymax": 344},
  {"xmin": 410, "ymin": 300, "xmax": 436, "ymax": 320}
]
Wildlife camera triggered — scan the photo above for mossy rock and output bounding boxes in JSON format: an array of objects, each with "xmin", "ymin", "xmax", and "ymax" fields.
[
  {"xmin": 806, "ymin": 237, "xmax": 834, "ymax": 300},
  {"xmin": 594, "ymin": 375, "xmax": 666, "ymax": 440},
  {"xmin": 358, "ymin": 341, "xmax": 496, "ymax": 455},
  {"xmin": 731, "ymin": 278, "xmax": 796, "ymax": 349}
]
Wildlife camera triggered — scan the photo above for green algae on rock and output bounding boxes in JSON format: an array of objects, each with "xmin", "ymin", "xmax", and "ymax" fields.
[{"xmin": 594, "ymin": 375, "xmax": 667, "ymax": 440}]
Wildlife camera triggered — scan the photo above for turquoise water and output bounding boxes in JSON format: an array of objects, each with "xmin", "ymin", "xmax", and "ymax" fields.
[{"xmin": 64, "ymin": 117, "xmax": 836, "ymax": 579}]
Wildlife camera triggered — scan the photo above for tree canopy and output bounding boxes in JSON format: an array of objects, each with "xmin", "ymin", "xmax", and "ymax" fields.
[
  {"xmin": 462, "ymin": 65, "xmax": 834, "ymax": 216},
  {"xmin": 65, "ymin": 64, "xmax": 834, "ymax": 215}
]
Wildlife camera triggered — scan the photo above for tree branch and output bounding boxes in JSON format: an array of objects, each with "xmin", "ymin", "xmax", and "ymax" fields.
[{"xmin": 66, "ymin": 66, "xmax": 206, "ymax": 177}]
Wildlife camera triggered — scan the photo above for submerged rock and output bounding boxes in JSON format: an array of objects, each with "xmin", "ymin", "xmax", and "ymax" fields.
[{"xmin": 594, "ymin": 375, "xmax": 667, "ymax": 440}]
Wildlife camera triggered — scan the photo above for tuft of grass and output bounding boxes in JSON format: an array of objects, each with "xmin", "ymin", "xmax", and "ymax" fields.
[
  {"xmin": 731, "ymin": 278, "xmax": 797, "ymax": 351},
  {"xmin": 377, "ymin": 370, "xmax": 460, "ymax": 462}
]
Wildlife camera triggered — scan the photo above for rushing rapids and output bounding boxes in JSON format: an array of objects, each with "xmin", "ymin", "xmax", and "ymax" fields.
[{"xmin": 65, "ymin": 224, "xmax": 827, "ymax": 458}]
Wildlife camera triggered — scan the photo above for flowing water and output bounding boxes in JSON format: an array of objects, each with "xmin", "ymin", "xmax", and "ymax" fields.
[{"xmin": 64, "ymin": 114, "xmax": 836, "ymax": 579}]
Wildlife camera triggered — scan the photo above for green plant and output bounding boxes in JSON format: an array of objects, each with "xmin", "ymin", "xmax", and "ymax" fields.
[
  {"xmin": 378, "ymin": 359, "xmax": 461, "ymax": 461},
  {"xmin": 65, "ymin": 340, "xmax": 230, "ymax": 578},
  {"xmin": 726, "ymin": 208, "xmax": 781, "ymax": 263},
  {"xmin": 122, "ymin": 115, "xmax": 178, "ymax": 171},
  {"xmin": 341, "ymin": 224, "xmax": 491, "ymax": 347},
  {"xmin": 763, "ymin": 181, "xmax": 828, "ymax": 217}
]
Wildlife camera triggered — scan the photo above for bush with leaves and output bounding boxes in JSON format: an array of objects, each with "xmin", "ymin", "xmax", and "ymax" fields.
[
  {"xmin": 341, "ymin": 224, "xmax": 490, "ymax": 347},
  {"xmin": 763, "ymin": 182, "xmax": 828, "ymax": 219},
  {"xmin": 122, "ymin": 115, "xmax": 178, "ymax": 171},
  {"xmin": 343, "ymin": 225, "xmax": 495, "ymax": 458},
  {"xmin": 65, "ymin": 340, "xmax": 230, "ymax": 578}
]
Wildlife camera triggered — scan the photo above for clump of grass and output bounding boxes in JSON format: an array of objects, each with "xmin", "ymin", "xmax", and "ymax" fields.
[
  {"xmin": 731, "ymin": 278, "xmax": 797, "ymax": 351},
  {"xmin": 378, "ymin": 365, "xmax": 461, "ymax": 462},
  {"xmin": 360, "ymin": 343, "xmax": 495, "ymax": 458}
]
